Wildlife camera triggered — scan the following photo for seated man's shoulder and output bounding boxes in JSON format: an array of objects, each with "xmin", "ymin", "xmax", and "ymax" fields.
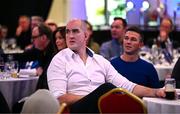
[
  {"xmin": 93, "ymin": 53, "xmax": 110, "ymax": 62},
  {"xmin": 53, "ymin": 48, "xmax": 71, "ymax": 59},
  {"xmin": 139, "ymin": 58, "xmax": 154, "ymax": 67}
]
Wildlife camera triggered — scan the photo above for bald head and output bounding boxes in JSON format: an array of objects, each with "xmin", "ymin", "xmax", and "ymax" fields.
[
  {"xmin": 67, "ymin": 19, "xmax": 87, "ymax": 32},
  {"xmin": 66, "ymin": 19, "xmax": 88, "ymax": 52}
]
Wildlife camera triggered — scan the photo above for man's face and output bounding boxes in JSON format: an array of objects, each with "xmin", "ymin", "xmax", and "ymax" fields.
[
  {"xmin": 31, "ymin": 18, "xmax": 40, "ymax": 29},
  {"xmin": 160, "ymin": 19, "xmax": 172, "ymax": 34},
  {"xmin": 66, "ymin": 20, "xmax": 87, "ymax": 51},
  {"xmin": 32, "ymin": 26, "xmax": 45, "ymax": 50},
  {"xmin": 1, "ymin": 28, "xmax": 8, "ymax": 38},
  {"xmin": 123, "ymin": 31, "xmax": 143, "ymax": 55},
  {"xmin": 19, "ymin": 17, "xmax": 30, "ymax": 31},
  {"xmin": 111, "ymin": 20, "xmax": 125, "ymax": 40},
  {"xmin": 159, "ymin": 19, "xmax": 172, "ymax": 41}
]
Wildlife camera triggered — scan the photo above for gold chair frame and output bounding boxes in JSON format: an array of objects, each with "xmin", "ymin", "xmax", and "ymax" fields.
[
  {"xmin": 98, "ymin": 88, "xmax": 147, "ymax": 114},
  {"xmin": 57, "ymin": 102, "xmax": 67, "ymax": 114}
]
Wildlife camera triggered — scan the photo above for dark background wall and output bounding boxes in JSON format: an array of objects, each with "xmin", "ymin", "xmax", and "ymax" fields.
[
  {"xmin": 0, "ymin": 0, "xmax": 52, "ymax": 37},
  {"xmin": 0, "ymin": 0, "xmax": 179, "ymax": 46}
]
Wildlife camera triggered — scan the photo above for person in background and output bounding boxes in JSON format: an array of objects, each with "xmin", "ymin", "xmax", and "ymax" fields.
[
  {"xmin": 45, "ymin": 19, "xmax": 58, "ymax": 32},
  {"xmin": 156, "ymin": 17, "xmax": 179, "ymax": 50},
  {"xmin": 100, "ymin": 17, "xmax": 127, "ymax": 60},
  {"xmin": 0, "ymin": 25, "xmax": 8, "ymax": 53},
  {"xmin": 0, "ymin": 25, "xmax": 8, "ymax": 39},
  {"xmin": 53, "ymin": 26, "xmax": 67, "ymax": 53},
  {"xmin": 12, "ymin": 23, "xmax": 56, "ymax": 113},
  {"xmin": 15, "ymin": 15, "xmax": 31, "ymax": 50},
  {"xmin": 30, "ymin": 23, "xmax": 56, "ymax": 89},
  {"xmin": 156, "ymin": 17, "xmax": 174, "ymax": 58},
  {"xmin": 111, "ymin": 26, "xmax": 160, "ymax": 88},
  {"xmin": 84, "ymin": 20, "xmax": 100, "ymax": 53},
  {"xmin": 148, "ymin": 17, "xmax": 180, "ymax": 64},
  {"xmin": 31, "ymin": 16, "xmax": 44, "ymax": 30},
  {"xmin": 15, "ymin": 25, "xmax": 66, "ymax": 114},
  {"xmin": 47, "ymin": 19, "xmax": 165, "ymax": 113},
  {"xmin": 24, "ymin": 16, "xmax": 44, "ymax": 51},
  {"xmin": 171, "ymin": 57, "xmax": 180, "ymax": 88},
  {"xmin": 11, "ymin": 23, "xmax": 56, "ymax": 88}
]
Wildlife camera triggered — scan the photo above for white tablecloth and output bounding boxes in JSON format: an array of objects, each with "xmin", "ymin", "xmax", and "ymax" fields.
[
  {"xmin": 0, "ymin": 77, "xmax": 38, "ymax": 110},
  {"xmin": 155, "ymin": 65, "xmax": 173, "ymax": 81},
  {"xmin": 143, "ymin": 96, "xmax": 180, "ymax": 113}
]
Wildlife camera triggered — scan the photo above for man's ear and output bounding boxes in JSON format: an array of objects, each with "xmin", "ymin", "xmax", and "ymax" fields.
[{"xmin": 84, "ymin": 31, "xmax": 88, "ymax": 40}]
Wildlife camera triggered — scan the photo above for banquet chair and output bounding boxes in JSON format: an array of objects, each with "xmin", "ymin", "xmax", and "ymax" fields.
[
  {"xmin": 21, "ymin": 89, "xmax": 59, "ymax": 114},
  {"xmin": 98, "ymin": 88, "xmax": 147, "ymax": 114}
]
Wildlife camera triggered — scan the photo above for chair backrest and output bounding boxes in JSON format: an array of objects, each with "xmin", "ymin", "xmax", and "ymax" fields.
[
  {"xmin": 98, "ymin": 88, "xmax": 147, "ymax": 114},
  {"xmin": 21, "ymin": 89, "xmax": 59, "ymax": 114}
]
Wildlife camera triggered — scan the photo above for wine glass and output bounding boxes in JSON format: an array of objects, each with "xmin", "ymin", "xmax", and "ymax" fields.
[
  {"xmin": 4, "ymin": 61, "xmax": 19, "ymax": 78},
  {"xmin": 10, "ymin": 61, "xmax": 19, "ymax": 78}
]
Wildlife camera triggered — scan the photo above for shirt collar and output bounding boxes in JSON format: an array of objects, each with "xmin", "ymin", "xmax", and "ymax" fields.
[
  {"xmin": 86, "ymin": 47, "xmax": 94, "ymax": 57},
  {"xmin": 67, "ymin": 47, "xmax": 94, "ymax": 58}
]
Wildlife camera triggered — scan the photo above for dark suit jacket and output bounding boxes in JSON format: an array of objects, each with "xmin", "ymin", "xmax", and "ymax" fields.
[{"xmin": 16, "ymin": 28, "xmax": 32, "ymax": 50}]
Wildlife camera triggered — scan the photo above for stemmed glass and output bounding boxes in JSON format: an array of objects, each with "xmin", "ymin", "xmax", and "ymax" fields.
[
  {"xmin": 4, "ymin": 61, "xmax": 19, "ymax": 78},
  {"xmin": 10, "ymin": 61, "xmax": 19, "ymax": 78}
]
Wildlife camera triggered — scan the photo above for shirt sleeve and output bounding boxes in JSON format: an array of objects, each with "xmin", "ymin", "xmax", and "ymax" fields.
[
  {"xmin": 47, "ymin": 54, "xmax": 67, "ymax": 98},
  {"xmin": 104, "ymin": 59, "xmax": 137, "ymax": 92}
]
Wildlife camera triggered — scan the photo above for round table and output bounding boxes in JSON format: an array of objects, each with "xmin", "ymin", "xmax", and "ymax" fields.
[
  {"xmin": 143, "ymin": 96, "xmax": 180, "ymax": 113},
  {"xmin": 154, "ymin": 65, "xmax": 173, "ymax": 81},
  {"xmin": 0, "ymin": 76, "xmax": 38, "ymax": 110}
]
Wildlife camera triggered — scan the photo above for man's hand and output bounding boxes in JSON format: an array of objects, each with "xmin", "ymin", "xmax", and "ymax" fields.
[
  {"xmin": 58, "ymin": 94, "xmax": 84, "ymax": 106},
  {"xmin": 16, "ymin": 26, "xmax": 22, "ymax": 36},
  {"xmin": 155, "ymin": 88, "xmax": 166, "ymax": 98},
  {"xmin": 36, "ymin": 67, "xmax": 43, "ymax": 76}
]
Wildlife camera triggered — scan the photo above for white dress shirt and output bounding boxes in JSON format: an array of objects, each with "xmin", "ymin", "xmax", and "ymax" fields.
[{"xmin": 47, "ymin": 48, "xmax": 136, "ymax": 98}]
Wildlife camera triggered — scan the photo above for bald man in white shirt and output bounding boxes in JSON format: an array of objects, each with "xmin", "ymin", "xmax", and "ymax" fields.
[{"xmin": 47, "ymin": 19, "xmax": 165, "ymax": 113}]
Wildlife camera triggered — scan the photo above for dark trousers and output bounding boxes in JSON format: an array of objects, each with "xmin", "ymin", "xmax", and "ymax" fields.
[{"xmin": 70, "ymin": 83, "xmax": 116, "ymax": 113}]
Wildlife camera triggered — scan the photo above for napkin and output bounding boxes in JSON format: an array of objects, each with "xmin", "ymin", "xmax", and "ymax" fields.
[{"xmin": 19, "ymin": 69, "xmax": 37, "ymax": 77}]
